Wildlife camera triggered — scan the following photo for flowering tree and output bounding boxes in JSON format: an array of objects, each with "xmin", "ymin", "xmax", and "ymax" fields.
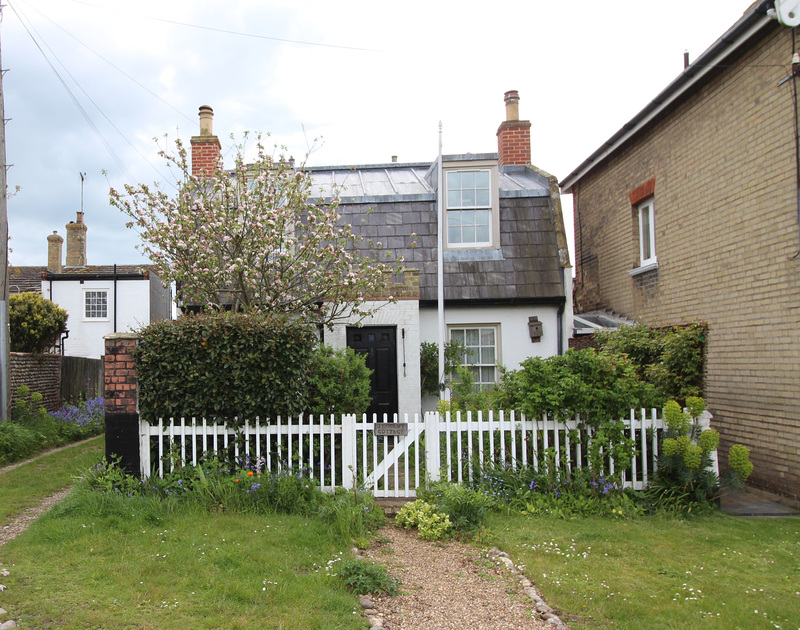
[{"xmin": 110, "ymin": 134, "xmax": 398, "ymax": 327}]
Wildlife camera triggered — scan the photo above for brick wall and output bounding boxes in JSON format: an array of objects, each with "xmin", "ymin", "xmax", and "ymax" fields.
[
  {"xmin": 103, "ymin": 333, "xmax": 138, "ymax": 414},
  {"xmin": 497, "ymin": 120, "xmax": 532, "ymax": 166},
  {"xmin": 9, "ymin": 352, "xmax": 61, "ymax": 412},
  {"xmin": 572, "ymin": 22, "xmax": 800, "ymax": 502},
  {"xmin": 190, "ymin": 135, "xmax": 221, "ymax": 177}
]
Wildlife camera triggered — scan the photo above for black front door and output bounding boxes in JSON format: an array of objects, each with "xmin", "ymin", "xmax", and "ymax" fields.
[{"xmin": 346, "ymin": 326, "xmax": 398, "ymax": 421}]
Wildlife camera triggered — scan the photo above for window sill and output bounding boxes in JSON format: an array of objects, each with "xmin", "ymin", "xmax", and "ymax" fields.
[
  {"xmin": 628, "ymin": 260, "xmax": 658, "ymax": 276},
  {"xmin": 443, "ymin": 249, "xmax": 503, "ymax": 262}
]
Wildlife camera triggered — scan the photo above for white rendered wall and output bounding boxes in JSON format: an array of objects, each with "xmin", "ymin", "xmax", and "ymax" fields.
[
  {"xmin": 419, "ymin": 304, "xmax": 561, "ymax": 411},
  {"xmin": 43, "ymin": 279, "xmax": 153, "ymax": 359},
  {"xmin": 326, "ymin": 299, "xmax": 421, "ymax": 419}
]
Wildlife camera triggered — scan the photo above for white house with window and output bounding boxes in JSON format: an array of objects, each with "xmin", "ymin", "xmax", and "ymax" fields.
[
  {"xmin": 184, "ymin": 92, "xmax": 572, "ymax": 417},
  {"xmin": 297, "ymin": 92, "xmax": 572, "ymax": 414},
  {"xmin": 41, "ymin": 266, "xmax": 171, "ymax": 359},
  {"xmin": 11, "ymin": 213, "xmax": 175, "ymax": 359}
]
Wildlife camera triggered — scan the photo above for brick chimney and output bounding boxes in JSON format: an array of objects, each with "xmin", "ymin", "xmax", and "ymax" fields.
[
  {"xmin": 47, "ymin": 231, "xmax": 63, "ymax": 273},
  {"xmin": 496, "ymin": 90, "xmax": 531, "ymax": 166},
  {"xmin": 65, "ymin": 212, "xmax": 87, "ymax": 267},
  {"xmin": 191, "ymin": 105, "xmax": 221, "ymax": 177}
]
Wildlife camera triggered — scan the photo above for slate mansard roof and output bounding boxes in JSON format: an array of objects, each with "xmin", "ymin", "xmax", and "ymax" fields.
[{"xmin": 307, "ymin": 153, "xmax": 566, "ymax": 306}]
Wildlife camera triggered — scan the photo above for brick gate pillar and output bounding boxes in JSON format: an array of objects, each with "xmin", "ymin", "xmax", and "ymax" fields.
[{"xmin": 103, "ymin": 333, "xmax": 140, "ymax": 476}]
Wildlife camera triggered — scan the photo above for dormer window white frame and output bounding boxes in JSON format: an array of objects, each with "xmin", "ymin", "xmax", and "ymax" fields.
[
  {"xmin": 444, "ymin": 160, "xmax": 500, "ymax": 250},
  {"xmin": 638, "ymin": 197, "xmax": 657, "ymax": 268}
]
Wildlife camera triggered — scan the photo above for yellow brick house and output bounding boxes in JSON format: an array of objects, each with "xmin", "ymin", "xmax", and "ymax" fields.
[{"xmin": 561, "ymin": 1, "xmax": 800, "ymax": 505}]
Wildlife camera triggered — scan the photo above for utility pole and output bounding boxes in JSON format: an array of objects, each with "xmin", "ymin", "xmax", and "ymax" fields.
[{"xmin": 0, "ymin": 7, "xmax": 10, "ymax": 421}]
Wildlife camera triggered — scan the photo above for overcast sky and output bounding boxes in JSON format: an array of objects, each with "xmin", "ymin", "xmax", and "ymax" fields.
[{"xmin": 3, "ymin": 0, "xmax": 756, "ymax": 269}]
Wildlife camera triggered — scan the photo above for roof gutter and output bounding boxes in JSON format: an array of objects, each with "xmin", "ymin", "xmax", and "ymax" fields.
[
  {"xmin": 44, "ymin": 271, "xmax": 147, "ymax": 281},
  {"xmin": 560, "ymin": 1, "xmax": 773, "ymax": 193}
]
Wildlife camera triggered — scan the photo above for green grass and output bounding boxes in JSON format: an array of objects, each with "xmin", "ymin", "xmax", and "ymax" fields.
[
  {"xmin": 0, "ymin": 435, "xmax": 104, "ymax": 523},
  {"xmin": 485, "ymin": 511, "xmax": 800, "ymax": 630},
  {"xmin": 1, "ymin": 489, "xmax": 365, "ymax": 629},
  {"xmin": 4, "ymin": 440, "xmax": 799, "ymax": 629}
]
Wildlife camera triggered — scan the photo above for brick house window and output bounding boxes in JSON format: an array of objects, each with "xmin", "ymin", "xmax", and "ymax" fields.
[
  {"xmin": 629, "ymin": 178, "xmax": 658, "ymax": 275},
  {"xmin": 84, "ymin": 290, "xmax": 108, "ymax": 319},
  {"xmin": 449, "ymin": 325, "xmax": 498, "ymax": 389},
  {"xmin": 638, "ymin": 198, "xmax": 656, "ymax": 267},
  {"xmin": 446, "ymin": 170, "xmax": 491, "ymax": 246}
]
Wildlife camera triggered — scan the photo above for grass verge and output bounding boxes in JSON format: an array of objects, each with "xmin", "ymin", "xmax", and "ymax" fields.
[
  {"xmin": 1, "ymin": 488, "xmax": 365, "ymax": 629},
  {"xmin": 0, "ymin": 436, "xmax": 104, "ymax": 524},
  {"xmin": 485, "ymin": 511, "xmax": 800, "ymax": 630}
]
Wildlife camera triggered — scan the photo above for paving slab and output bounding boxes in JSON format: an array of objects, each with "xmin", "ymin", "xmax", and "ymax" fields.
[{"xmin": 720, "ymin": 490, "xmax": 800, "ymax": 518}]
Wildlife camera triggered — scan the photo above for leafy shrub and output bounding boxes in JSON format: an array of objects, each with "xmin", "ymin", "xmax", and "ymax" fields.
[
  {"xmin": 134, "ymin": 311, "xmax": 318, "ymax": 423},
  {"xmin": 645, "ymin": 397, "xmax": 744, "ymax": 513},
  {"xmin": 420, "ymin": 340, "xmax": 465, "ymax": 397},
  {"xmin": 334, "ymin": 558, "xmax": 399, "ymax": 595},
  {"xmin": 305, "ymin": 345, "xmax": 372, "ymax": 416},
  {"xmin": 9, "ymin": 292, "xmax": 68, "ymax": 353},
  {"xmin": 449, "ymin": 365, "xmax": 503, "ymax": 413},
  {"xmin": 418, "ymin": 481, "xmax": 489, "ymax": 531},
  {"xmin": 497, "ymin": 348, "xmax": 660, "ymax": 427},
  {"xmin": 395, "ymin": 500, "xmax": 453, "ymax": 540},
  {"xmin": 595, "ymin": 323, "xmax": 706, "ymax": 404},
  {"xmin": 727, "ymin": 444, "xmax": 754, "ymax": 482}
]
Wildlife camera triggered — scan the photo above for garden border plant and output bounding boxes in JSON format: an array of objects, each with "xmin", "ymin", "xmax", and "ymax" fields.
[{"xmin": 0, "ymin": 385, "xmax": 104, "ymax": 465}]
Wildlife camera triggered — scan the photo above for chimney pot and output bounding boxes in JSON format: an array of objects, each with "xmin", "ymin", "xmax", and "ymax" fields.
[
  {"xmin": 391, "ymin": 155, "xmax": 398, "ymax": 163},
  {"xmin": 47, "ymin": 231, "xmax": 63, "ymax": 273},
  {"xmin": 198, "ymin": 105, "xmax": 214, "ymax": 136},
  {"xmin": 65, "ymin": 211, "xmax": 87, "ymax": 267},
  {"xmin": 504, "ymin": 90, "xmax": 520, "ymax": 121}
]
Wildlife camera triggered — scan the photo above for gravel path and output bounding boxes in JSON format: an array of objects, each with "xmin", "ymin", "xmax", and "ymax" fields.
[
  {"xmin": 0, "ymin": 438, "xmax": 100, "ymax": 548},
  {"xmin": 0, "ymin": 489, "xmax": 71, "ymax": 548},
  {"xmin": 360, "ymin": 524, "xmax": 564, "ymax": 629}
]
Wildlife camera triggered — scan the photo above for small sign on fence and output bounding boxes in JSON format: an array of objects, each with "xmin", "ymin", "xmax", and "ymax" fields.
[{"xmin": 373, "ymin": 422, "xmax": 409, "ymax": 436}]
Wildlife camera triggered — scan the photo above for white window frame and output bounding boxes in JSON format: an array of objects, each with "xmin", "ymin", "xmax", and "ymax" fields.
[
  {"xmin": 84, "ymin": 289, "xmax": 109, "ymax": 321},
  {"xmin": 636, "ymin": 197, "xmax": 657, "ymax": 271},
  {"xmin": 449, "ymin": 324, "xmax": 499, "ymax": 389},
  {"xmin": 445, "ymin": 168, "xmax": 493, "ymax": 248}
]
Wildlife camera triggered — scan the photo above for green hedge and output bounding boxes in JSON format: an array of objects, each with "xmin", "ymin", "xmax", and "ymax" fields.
[
  {"xmin": 135, "ymin": 312, "xmax": 319, "ymax": 424},
  {"xmin": 594, "ymin": 322, "xmax": 706, "ymax": 404}
]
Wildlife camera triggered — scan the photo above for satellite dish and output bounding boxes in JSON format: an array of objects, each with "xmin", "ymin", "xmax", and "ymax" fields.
[{"xmin": 773, "ymin": 0, "xmax": 800, "ymax": 27}]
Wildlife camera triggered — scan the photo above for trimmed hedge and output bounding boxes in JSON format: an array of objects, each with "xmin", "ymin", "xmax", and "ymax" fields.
[{"xmin": 135, "ymin": 312, "xmax": 318, "ymax": 424}]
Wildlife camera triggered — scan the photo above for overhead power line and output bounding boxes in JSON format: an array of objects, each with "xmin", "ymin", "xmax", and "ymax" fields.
[
  {"xmin": 67, "ymin": 0, "xmax": 384, "ymax": 53},
  {"xmin": 7, "ymin": 0, "xmax": 181, "ymax": 187}
]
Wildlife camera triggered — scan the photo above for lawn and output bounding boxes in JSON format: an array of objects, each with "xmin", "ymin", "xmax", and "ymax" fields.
[
  {"xmin": 1, "ymin": 491, "xmax": 365, "ymax": 629},
  {"xmin": 0, "ymin": 440, "xmax": 368, "ymax": 630},
  {"xmin": 486, "ymin": 511, "xmax": 800, "ymax": 630},
  {"xmin": 2, "ymin": 439, "xmax": 799, "ymax": 629}
]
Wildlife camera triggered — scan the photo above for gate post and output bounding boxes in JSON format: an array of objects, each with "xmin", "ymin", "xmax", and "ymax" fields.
[
  {"xmin": 341, "ymin": 414, "xmax": 356, "ymax": 490},
  {"xmin": 424, "ymin": 412, "xmax": 441, "ymax": 482},
  {"xmin": 103, "ymin": 333, "xmax": 140, "ymax": 476}
]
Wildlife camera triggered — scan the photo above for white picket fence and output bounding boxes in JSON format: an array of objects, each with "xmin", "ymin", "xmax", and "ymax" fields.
[{"xmin": 139, "ymin": 409, "xmax": 717, "ymax": 498}]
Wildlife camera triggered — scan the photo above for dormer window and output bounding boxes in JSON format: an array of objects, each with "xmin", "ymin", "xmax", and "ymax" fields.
[{"xmin": 446, "ymin": 169, "xmax": 492, "ymax": 246}]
